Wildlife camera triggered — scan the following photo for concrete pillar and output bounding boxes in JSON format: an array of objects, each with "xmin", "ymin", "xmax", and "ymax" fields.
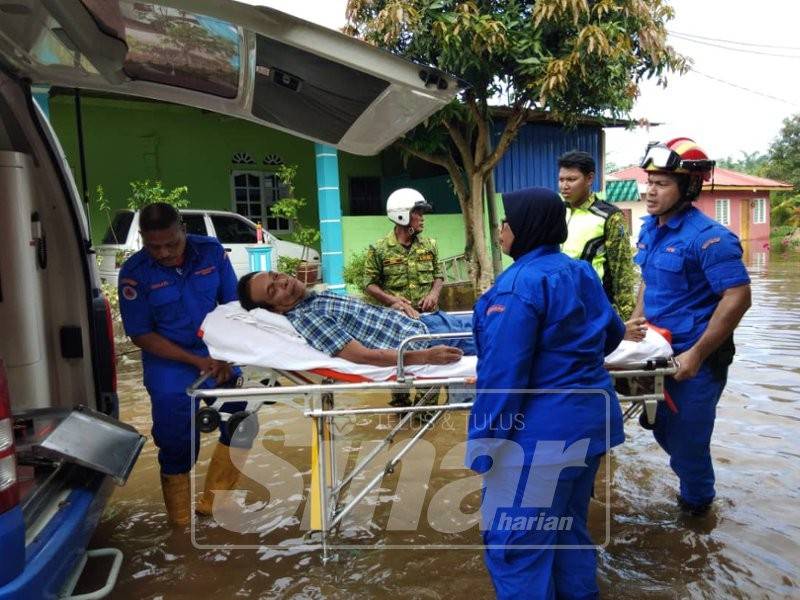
[{"xmin": 314, "ymin": 143, "xmax": 345, "ymax": 293}]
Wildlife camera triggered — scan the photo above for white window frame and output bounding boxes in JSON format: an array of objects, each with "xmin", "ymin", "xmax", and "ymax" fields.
[
  {"xmin": 752, "ymin": 197, "xmax": 767, "ymax": 224},
  {"xmin": 715, "ymin": 198, "xmax": 730, "ymax": 226},
  {"xmin": 230, "ymin": 170, "xmax": 292, "ymax": 234}
]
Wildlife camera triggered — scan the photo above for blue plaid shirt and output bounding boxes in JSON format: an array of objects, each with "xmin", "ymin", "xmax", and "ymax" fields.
[{"xmin": 285, "ymin": 292, "xmax": 429, "ymax": 355}]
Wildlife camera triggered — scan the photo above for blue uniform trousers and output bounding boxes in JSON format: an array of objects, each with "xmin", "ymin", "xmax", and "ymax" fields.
[
  {"xmin": 147, "ymin": 361, "xmax": 246, "ymax": 475},
  {"xmin": 482, "ymin": 454, "xmax": 602, "ymax": 600},
  {"xmin": 419, "ymin": 311, "xmax": 476, "ymax": 355},
  {"xmin": 653, "ymin": 365, "xmax": 726, "ymax": 506}
]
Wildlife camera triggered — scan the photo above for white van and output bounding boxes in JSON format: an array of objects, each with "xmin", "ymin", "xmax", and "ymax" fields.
[
  {"xmin": 97, "ymin": 209, "xmax": 320, "ymax": 285},
  {"xmin": 0, "ymin": 1, "xmax": 457, "ymax": 597}
]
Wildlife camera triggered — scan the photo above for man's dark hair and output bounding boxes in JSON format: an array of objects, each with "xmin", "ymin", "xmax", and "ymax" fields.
[
  {"xmin": 139, "ymin": 202, "xmax": 182, "ymax": 232},
  {"xmin": 558, "ymin": 151, "xmax": 596, "ymax": 176},
  {"xmin": 237, "ymin": 272, "xmax": 261, "ymax": 311},
  {"xmin": 662, "ymin": 172, "xmax": 703, "ymax": 203}
]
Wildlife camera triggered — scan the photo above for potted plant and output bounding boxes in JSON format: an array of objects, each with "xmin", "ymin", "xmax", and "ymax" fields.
[{"xmin": 271, "ymin": 164, "xmax": 321, "ymax": 283}]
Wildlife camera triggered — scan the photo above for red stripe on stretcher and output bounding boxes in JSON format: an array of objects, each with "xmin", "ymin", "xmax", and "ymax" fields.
[
  {"xmin": 646, "ymin": 323, "xmax": 672, "ymax": 344},
  {"xmin": 309, "ymin": 368, "xmax": 374, "ymax": 383},
  {"xmin": 664, "ymin": 389, "xmax": 678, "ymax": 413}
]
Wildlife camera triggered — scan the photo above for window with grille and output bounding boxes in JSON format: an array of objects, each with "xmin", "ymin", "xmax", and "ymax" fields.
[
  {"xmin": 753, "ymin": 198, "xmax": 767, "ymax": 224},
  {"xmin": 715, "ymin": 198, "xmax": 730, "ymax": 226},
  {"xmin": 231, "ymin": 171, "xmax": 291, "ymax": 233}
]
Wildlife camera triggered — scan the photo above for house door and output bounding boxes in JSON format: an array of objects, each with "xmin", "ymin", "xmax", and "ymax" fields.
[{"xmin": 740, "ymin": 200, "xmax": 751, "ymax": 241}]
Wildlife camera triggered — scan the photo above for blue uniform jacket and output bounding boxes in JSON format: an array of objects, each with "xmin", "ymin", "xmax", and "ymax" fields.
[
  {"xmin": 118, "ymin": 234, "xmax": 238, "ymax": 394},
  {"xmin": 635, "ymin": 207, "xmax": 750, "ymax": 353},
  {"xmin": 467, "ymin": 245, "xmax": 625, "ymax": 472}
]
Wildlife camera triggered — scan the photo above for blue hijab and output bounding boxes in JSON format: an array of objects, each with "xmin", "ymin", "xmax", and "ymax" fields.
[{"xmin": 501, "ymin": 186, "xmax": 568, "ymax": 260}]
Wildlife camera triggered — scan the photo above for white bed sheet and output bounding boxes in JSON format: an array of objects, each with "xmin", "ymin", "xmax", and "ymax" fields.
[
  {"xmin": 199, "ymin": 303, "xmax": 672, "ymax": 382},
  {"xmin": 200, "ymin": 302, "xmax": 477, "ymax": 381}
]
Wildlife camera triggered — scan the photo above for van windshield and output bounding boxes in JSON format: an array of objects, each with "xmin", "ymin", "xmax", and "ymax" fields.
[{"xmin": 102, "ymin": 211, "xmax": 134, "ymax": 244}]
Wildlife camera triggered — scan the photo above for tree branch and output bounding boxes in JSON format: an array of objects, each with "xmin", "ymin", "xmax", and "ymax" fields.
[
  {"xmin": 480, "ymin": 102, "xmax": 529, "ymax": 175},
  {"xmin": 397, "ymin": 142, "xmax": 468, "ymax": 209},
  {"xmin": 468, "ymin": 97, "xmax": 489, "ymax": 166},
  {"xmin": 443, "ymin": 119, "xmax": 475, "ymax": 176}
]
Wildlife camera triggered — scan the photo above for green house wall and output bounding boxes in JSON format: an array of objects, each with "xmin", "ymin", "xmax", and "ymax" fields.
[
  {"xmin": 48, "ymin": 94, "xmax": 495, "ymax": 270},
  {"xmin": 49, "ymin": 93, "xmax": 332, "ymax": 244}
]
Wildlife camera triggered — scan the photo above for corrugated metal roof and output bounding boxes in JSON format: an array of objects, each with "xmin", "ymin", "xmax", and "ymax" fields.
[
  {"xmin": 609, "ymin": 165, "xmax": 793, "ymax": 190},
  {"xmin": 604, "ymin": 179, "xmax": 640, "ymax": 202},
  {"xmin": 492, "ymin": 122, "xmax": 602, "ymax": 193}
]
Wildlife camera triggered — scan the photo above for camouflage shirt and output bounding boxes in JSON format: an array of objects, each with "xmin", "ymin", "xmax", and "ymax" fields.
[
  {"xmin": 563, "ymin": 193, "xmax": 637, "ymax": 320},
  {"xmin": 364, "ymin": 231, "xmax": 443, "ymax": 307}
]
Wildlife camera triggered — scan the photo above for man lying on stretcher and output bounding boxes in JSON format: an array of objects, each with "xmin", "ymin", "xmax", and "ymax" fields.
[{"xmin": 237, "ymin": 272, "xmax": 476, "ymax": 367}]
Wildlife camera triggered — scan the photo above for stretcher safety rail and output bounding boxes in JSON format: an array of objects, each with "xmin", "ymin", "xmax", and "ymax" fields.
[{"xmin": 187, "ymin": 324, "xmax": 676, "ymax": 561}]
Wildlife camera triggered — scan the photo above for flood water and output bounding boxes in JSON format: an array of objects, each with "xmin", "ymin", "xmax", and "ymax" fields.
[{"xmin": 88, "ymin": 250, "xmax": 798, "ymax": 599}]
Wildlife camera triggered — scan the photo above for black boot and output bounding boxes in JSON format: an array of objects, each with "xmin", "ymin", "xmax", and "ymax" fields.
[{"xmin": 677, "ymin": 495, "xmax": 712, "ymax": 517}]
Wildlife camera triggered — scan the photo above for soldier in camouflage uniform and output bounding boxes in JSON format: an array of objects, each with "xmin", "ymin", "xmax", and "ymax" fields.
[
  {"xmin": 558, "ymin": 150, "xmax": 639, "ymax": 322},
  {"xmin": 364, "ymin": 188, "xmax": 444, "ymax": 314},
  {"xmin": 364, "ymin": 188, "xmax": 445, "ymax": 410}
]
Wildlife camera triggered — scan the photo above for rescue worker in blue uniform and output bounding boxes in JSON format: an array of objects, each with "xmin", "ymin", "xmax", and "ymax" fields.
[
  {"xmin": 633, "ymin": 138, "xmax": 751, "ymax": 516},
  {"xmin": 467, "ymin": 187, "xmax": 626, "ymax": 599},
  {"xmin": 118, "ymin": 203, "xmax": 247, "ymax": 526}
]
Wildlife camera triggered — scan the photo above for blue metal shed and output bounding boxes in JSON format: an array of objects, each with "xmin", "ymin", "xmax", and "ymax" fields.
[{"xmin": 491, "ymin": 122, "xmax": 603, "ymax": 194}]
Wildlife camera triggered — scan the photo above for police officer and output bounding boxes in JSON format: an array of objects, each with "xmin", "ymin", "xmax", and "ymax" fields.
[
  {"xmin": 633, "ymin": 138, "xmax": 752, "ymax": 516},
  {"xmin": 364, "ymin": 188, "xmax": 444, "ymax": 316},
  {"xmin": 558, "ymin": 150, "xmax": 637, "ymax": 320},
  {"xmin": 119, "ymin": 203, "xmax": 246, "ymax": 526}
]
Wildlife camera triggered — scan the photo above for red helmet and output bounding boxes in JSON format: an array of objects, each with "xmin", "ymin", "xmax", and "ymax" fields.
[{"xmin": 641, "ymin": 137, "xmax": 715, "ymax": 181}]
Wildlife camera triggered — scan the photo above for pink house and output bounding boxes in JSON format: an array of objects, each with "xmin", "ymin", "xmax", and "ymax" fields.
[{"xmin": 609, "ymin": 166, "xmax": 792, "ymax": 241}]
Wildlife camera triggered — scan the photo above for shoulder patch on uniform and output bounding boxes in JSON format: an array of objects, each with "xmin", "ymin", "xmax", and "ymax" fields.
[
  {"xmin": 702, "ymin": 237, "xmax": 721, "ymax": 250},
  {"xmin": 487, "ymin": 304, "xmax": 505, "ymax": 315},
  {"xmin": 120, "ymin": 278, "xmax": 138, "ymax": 286},
  {"xmin": 121, "ymin": 285, "xmax": 137, "ymax": 301}
]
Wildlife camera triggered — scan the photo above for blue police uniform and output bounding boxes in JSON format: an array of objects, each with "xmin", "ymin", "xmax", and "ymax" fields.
[
  {"xmin": 467, "ymin": 245, "xmax": 626, "ymax": 600},
  {"xmin": 119, "ymin": 234, "xmax": 244, "ymax": 474},
  {"xmin": 635, "ymin": 206, "xmax": 750, "ymax": 506}
]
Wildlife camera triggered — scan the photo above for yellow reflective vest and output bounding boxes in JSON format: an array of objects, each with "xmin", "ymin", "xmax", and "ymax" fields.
[{"xmin": 562, "ymin": 196, "xmax": 620, "ymax": 298}]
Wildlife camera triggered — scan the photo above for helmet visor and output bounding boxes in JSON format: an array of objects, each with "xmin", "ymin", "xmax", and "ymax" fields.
[
  {"xmin": 640, "ymin": 144, "xmax": 681, "ymax": 171},
  {"xmin": 412, "ymin": 200, "xmax": 433, "ymax": 213}
]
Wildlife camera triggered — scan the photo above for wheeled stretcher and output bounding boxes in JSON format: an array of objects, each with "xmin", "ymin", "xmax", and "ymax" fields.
[{"xmin": 188, "ymin": 303, "xmax": 676, "ymax": 558}]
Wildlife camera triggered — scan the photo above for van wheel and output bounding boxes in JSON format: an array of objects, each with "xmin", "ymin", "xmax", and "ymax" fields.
[
  {"xmin": 196, "ymin": 407, "xmax": 221, "ymax": 433},
  {"xmin": 227, "ymin": 411, "xmax": 259, "ymax": 447}
]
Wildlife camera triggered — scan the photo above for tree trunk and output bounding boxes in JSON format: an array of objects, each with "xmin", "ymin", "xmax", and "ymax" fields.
[
  {"xmin": 469, "ymin": 172, "xmax": 493, "ymax": 292},
  {"xmin": 484, "ymin": 169, "xmax": 503, "ymax": 277}
]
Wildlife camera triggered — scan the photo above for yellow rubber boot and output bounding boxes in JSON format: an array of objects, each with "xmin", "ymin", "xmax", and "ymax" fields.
[
  {"xmin": 160, "ymin": 473, "xmax": 191, "ymax": 527},
  {"xmin": 195, "ymin": 443, "xmax": 247, "ymax": 516}
]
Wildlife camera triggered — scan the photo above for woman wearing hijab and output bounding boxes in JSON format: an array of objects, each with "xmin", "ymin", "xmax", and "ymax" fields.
[{"xmin": 467, "ymin": 187, "xmax": 625, "ymax": 600}]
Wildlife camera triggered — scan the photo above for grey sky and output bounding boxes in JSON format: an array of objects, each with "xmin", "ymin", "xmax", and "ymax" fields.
[{"xmin": 244, "ymin": 0, "xmax": 800, "ymax": 169}]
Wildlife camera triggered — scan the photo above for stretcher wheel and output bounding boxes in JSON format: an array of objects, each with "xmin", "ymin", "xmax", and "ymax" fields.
[
  {"xmin": 196, "ymin": 407, "xmax": 221, "ymax": 433},
  {"xmin": 227, "ymin": 410, "xmax": 259, "ymax": 446}
]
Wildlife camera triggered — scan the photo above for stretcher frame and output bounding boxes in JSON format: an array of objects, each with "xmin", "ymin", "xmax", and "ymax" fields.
[{"xmin": 188, "ymin": 324, "xmax": 676, "ymax": 561}]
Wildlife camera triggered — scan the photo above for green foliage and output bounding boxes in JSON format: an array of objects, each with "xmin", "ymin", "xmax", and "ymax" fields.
[
  {"xmin": 345, "ymin": 0, "xmax": 686, "ymax": 287},
  {"xmin": 271, "ymin": 165, "xmax": 321, "ymax": 261},
  {"xmin": 126, "ymin": 179, "xmax": 189, "ymax": 211},
  {"xmin": 277, "ymin": 255, "xmax": 302, "ymax": 276},
  {"xmin": 343, "ymin": 248, "xmax": 370, "ymax": 291},
  {"xmin": 717, "ymin": 151, "xmax": 769, "ymax": 176}
]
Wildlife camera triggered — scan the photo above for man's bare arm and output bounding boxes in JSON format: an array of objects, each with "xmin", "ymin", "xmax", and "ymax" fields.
[
  {"xmin": 337, "ymin": 340, "xmax": 462, "ymax": 367},
  {"xmin": 630, "ymin": 282, "xmax": 645, "ymax": 320},
  {"xmin": 674, "ymin": 284, "xmax": 751, "ymax": 381}
]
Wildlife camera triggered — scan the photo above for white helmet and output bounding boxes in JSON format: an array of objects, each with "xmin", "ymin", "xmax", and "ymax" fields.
[{"xmin": 386, "ymin": 188, "xmax": 432, "ymax": 226}]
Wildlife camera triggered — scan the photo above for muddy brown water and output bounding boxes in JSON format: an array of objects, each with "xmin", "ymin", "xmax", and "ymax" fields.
[{"xmin": 85, "ymin": 250, "xmax": 798, "ymax": 599}]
